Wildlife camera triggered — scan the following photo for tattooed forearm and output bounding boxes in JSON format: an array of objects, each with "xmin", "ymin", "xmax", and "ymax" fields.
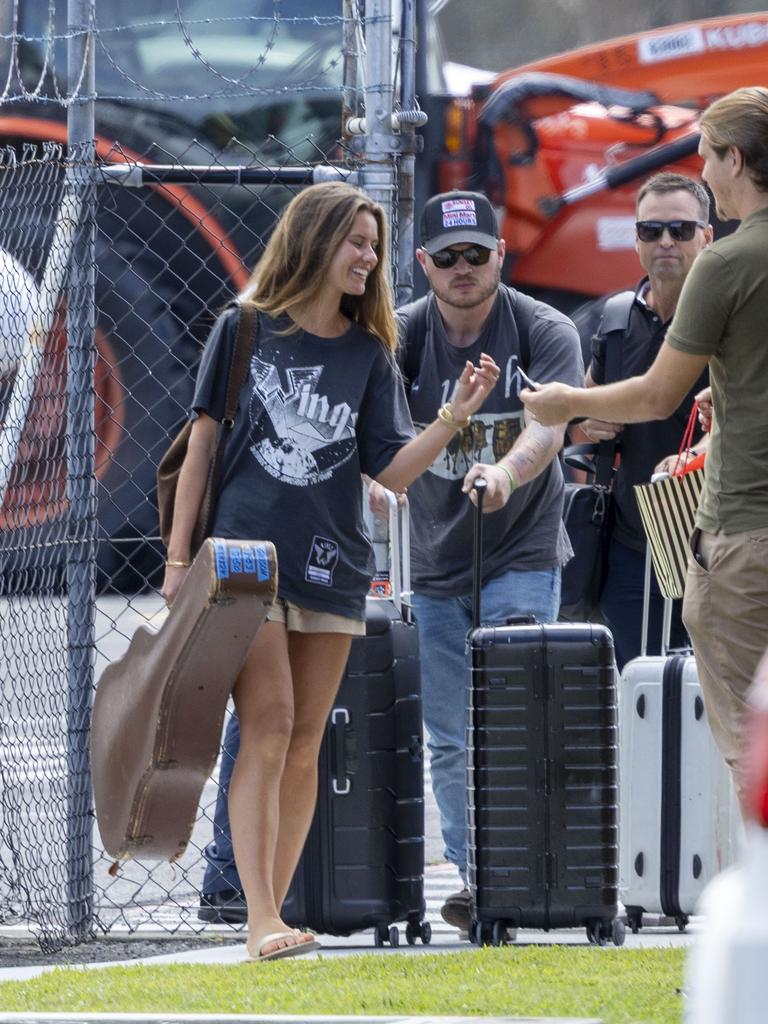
[{"xmin": 500, "ymin": 423, "xmax": 563, "ymax": 488}]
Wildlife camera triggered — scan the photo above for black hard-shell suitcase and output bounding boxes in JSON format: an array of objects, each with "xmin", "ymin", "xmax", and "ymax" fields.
[
  {"xmin": 466, "ymin": 479, "xmax": 624, "ymax": 946},
  {"xmin": 281, "ymin": 496, "xmax": 430, "ymax": 947}
]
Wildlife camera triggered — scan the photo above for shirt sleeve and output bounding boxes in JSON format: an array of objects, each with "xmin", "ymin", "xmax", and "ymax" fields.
[
  {"xmin": 191, "ymin": 307, "xmax": 239, "ymax": 421},
  {"xmin": 527, "ymin": 307, "xmax": 585, "ymax": 389},
  {"xmin": 666, "ymin": 247, "xmax": 736, "ymax": 357},
  {"xmin": 355, "ymin": 345, "xmax": 415, "ymax": 479}
]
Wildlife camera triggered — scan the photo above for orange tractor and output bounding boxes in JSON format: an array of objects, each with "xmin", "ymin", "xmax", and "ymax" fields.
[{"xmin": 432, "ymin": 11, "xmax": 768, "ymax": 316}]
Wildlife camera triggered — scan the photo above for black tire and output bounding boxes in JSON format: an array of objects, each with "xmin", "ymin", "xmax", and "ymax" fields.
[
  {"xmin": 420, "ymin": 919, "xmax": 432, "ymax": 945},
  {"xmin": 611, "ymin": 918, "xmax": 626, "ymax": 946},
  {"xmin": 405, "ymin": 921, "xmax": 418, "ymax": 946},
  {"xmin": 676, "ymin": 914, "xmax": 689, "ymax": 933},
  {"xmin": 491, "ymin": 920, "xmax": 506, "ymax": 947},
  {"xmin": 374, "ymin": 924, "xmax": 386, "ymax": 948},
  {"xmin": 388, "ymin": 924, "xmax": 400, "ymax": 947}
]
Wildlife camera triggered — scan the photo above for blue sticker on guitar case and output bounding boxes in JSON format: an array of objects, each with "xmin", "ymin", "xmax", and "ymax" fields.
[
  {"xmin": 214, "ymin": 541, "xmax": 229, "ymax": 579},
  {"xmin": 243, "ymin": 546, "xmax": 256, "ymax": 574},
  {"xmin": 255, "ymin": 544, "xmax": 270, "ymax": 581}
]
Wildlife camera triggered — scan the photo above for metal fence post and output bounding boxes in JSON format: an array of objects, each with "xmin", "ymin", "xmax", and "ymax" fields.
[
  {"xmin": 394, "ymin": 0, "xmax": 422, "ymax": 306},
  {"xmin": 65, "ymin": 0, "xmax": 96, "ymax": 941},
  {"xmin": 361, "ymin": 0, "xmax": 396, "ymax": 254}
]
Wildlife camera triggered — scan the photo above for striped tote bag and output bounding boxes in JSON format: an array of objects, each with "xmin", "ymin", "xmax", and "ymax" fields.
[{"xmin": 634, "ymin": 467, "xmax": 704, "ymax": 599}]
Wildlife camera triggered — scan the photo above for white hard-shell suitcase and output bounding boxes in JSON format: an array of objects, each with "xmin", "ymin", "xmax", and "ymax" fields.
[{"xmin": 618, "ymin": 550, "xmax": 741, "ymax": 933}]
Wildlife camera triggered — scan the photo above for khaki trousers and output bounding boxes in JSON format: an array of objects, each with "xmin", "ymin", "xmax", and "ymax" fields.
[{"xmin": 683, "ymin": 526, "xmax": 768, "ymax": 800}]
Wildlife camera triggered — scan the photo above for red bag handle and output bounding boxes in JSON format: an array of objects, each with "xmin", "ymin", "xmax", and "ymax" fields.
[{"xmin": 672, "ymin": 401, "xmax": 702, "ymax": 477}]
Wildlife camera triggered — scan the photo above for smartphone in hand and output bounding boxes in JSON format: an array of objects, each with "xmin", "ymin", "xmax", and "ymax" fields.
[{"xmin": 513, "ymin": 357, "xmax": 539, "ymax": 394}]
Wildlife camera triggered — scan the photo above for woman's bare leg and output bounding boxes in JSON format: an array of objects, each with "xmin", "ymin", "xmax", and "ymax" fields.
[
  {"xmin": 272, "ymin": 631, "xmax": 352, "ymax": 907},
  {"xmin": 229, "ymin": 621, "xmax": 301, "ymax": 956},
  {"xmin": 229, "ymin": 623, "xmax": 351, "ymax": 956}
]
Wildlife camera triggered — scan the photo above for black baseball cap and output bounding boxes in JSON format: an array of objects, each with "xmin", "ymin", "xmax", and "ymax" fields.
[{"xmin": 419, "ymin": 190, "xmax": 499, "ymax": 254}]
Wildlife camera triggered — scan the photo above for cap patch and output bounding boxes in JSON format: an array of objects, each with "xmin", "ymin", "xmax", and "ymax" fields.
[{"xmin": 442, "ymin": 198, "xmax": 478, "ymax": 228}]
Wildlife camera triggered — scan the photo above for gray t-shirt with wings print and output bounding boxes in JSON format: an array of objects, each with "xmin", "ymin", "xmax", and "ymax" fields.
[
  {"xmin": 192, "ymin": 307, "xmax": 414, "ymax": 619},
  {"xmin": 396, "ymin": 287, "xmax": 583, "ymax": 597}
]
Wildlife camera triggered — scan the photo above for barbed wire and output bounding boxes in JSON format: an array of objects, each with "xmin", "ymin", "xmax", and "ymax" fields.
[{"xmin": 0, "ymin": 1, "xmax": 356, "ymax": 107}]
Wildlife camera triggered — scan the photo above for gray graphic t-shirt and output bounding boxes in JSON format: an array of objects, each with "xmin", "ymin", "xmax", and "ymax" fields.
[
  {"xmin": 397, "ymin": 289, "xmax": 584, "ymax": 597},
  {"xmin": 192, "ymin": 307, "xmax": 414, "ymax": 618}
]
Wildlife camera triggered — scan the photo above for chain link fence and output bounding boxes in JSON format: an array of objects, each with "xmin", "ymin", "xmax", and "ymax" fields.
[{"xmin": 0, "ymin": 0, "xmax": 421, "ymax": 950}]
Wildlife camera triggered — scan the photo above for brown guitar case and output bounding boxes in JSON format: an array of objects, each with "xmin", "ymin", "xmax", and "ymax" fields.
[{"xmin": 92, "ymin": 537, "xmax": 278, "ymax": 862}]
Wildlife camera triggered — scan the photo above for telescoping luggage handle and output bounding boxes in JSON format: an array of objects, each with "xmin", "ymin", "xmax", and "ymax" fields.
[
  {"xmin": 640, "ymin": 544, "xmax": 686, "ymax": 658},
  {"xmin": 472, "ymin": 478, "xmax": 487, "ymax": 630},
  {"xmin": 364, "ymin": 487, "xmax": 413, "ymax": 622},
  {"xmin": 386, "ymin": 490, "xmax": 413, "ymax": 623}
]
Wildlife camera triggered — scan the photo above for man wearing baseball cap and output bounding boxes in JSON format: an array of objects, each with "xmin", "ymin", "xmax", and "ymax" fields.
[{"xmin": 370, "ymin": 190, "xmax": 583, "ymax": 935}]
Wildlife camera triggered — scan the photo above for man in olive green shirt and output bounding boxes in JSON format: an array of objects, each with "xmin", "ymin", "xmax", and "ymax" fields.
[{"xmin": 520, "ymin": 86, "xmax": 768, "ymax": 802}]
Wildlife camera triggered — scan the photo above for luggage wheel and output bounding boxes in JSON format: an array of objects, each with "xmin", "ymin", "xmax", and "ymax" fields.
[
  {"xmin": 625, "ymin": 907, "xmax": 643, "ymax": 934},
  {"xmin": 675, "ymin": 914, "xmax": 689, "ymax": 933},
  {"xmin": 586, "ymin": 919, "xmax": 623, "ymax": 946},
  {"xmin": 374, "ymin": 923, "xmax": 400, "ymax": 947},
  {"xmin": 405, "ymin": 919, "xmax": 432, "ymax": 945},
  {"xmin": 471, "ymin": 920, "xmax": 512, "ymax": 946}
]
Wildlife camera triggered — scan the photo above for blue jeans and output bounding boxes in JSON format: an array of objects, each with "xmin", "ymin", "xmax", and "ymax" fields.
[
  {"xmin": 412, "ymin": 566, "xmax": 561, "ymax": 882},
  {"xmin": 600, "ymin": 537, "xmax": 687, "ymax": 672},
  {"xmin": 202, "ymin": 712, "xmax": 242, "ymax": 896}
]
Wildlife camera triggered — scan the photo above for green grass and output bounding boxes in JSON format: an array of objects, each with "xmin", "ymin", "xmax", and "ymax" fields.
[{"xmin": 0, "ymin": 947, "xmax": 685, "ymax": 1023}]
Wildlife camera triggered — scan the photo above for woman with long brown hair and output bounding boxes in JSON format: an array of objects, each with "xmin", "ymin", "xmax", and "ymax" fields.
[{"xmin": 162, "ymin": 181, "xmax": 498, "ymax": 961}]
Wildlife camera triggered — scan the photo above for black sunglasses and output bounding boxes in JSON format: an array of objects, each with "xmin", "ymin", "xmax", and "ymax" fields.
[
  {"xmin": 635, "ymin": 219, "xmax": 707, "ymax": 243},
  {"xmin": 429, "ymin": 245, "xmax": 493, "ymax": 270}
]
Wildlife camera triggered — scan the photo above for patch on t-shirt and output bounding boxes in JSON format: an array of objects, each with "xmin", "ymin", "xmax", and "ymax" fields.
[
  {"xmin": 305, "ymin": 535, "xmax": 339, "ymax": 587},
  {"xmin": 441, "ymin": 197, "xmax": 478, "ymax": 228}
]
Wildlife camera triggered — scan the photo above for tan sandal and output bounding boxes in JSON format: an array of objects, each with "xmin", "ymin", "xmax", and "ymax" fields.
[{"xmin": 246, "ymin": 930, "xmax": 320, "ymax": 963}]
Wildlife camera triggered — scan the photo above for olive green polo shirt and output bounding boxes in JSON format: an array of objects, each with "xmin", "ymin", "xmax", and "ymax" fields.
[{"xmin": 666, "ymin": 206, "xmax": 768, "ymax": 534}]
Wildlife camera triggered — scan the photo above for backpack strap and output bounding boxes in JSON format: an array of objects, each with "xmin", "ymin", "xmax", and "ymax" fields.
[
  {"xmin": 588, "ymin": 289, "xmax": 635, "ymax": 487},
  {"xmin": 401, "ymin": 295, "xmax": 430, "ymax": 390},
  {"xmin": 598, "ymin": 289, "xmax": 634, "ymax": 385},
  {"xmin": 509, "ymin": 288, "xmax": 535, "ymax": 373}
]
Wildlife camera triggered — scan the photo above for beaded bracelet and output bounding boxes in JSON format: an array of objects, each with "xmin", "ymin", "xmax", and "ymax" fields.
[
  {"xmin": 498, "ymin": 463, "xmax": 517, "ymax": 493},
  {"xmin": 437, "ymin": 402, "xmax": 471, "ymax": 431},
  {"xmin": 165, "ymin": 559, "xmax": 192, "ymax": 568}
]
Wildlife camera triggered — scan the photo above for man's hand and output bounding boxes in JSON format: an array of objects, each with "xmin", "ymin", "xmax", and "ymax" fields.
[
  {"xmin": 462, "ymin": 462, "xmax": 514, "ymax": 511},
  {"xmin": 697, "ymin": 386, "xmax": 713, "ymax": 433},
  {"xmin": 450, "ymin": 353, "xmax": 500, "ymax": 421},
  {"xmin": 582, "ymin": 418, "xmax": 623, "ymax": 442},
  {"xmin": 520, "ymin": 382, "xmax": 576, "ymax": 426}
]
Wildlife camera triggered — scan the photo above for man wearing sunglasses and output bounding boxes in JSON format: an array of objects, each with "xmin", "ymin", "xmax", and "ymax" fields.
[
  {"xmin": 371, "ymin": 189, "xmax": 583, "ymax": 935},
  {"xmin": 522, "ymin": 87, "xmax": 768, "ymax": 803},
  {"xmin": 582, "ymin": 172, "xmax": 712, "ymax": 670}
]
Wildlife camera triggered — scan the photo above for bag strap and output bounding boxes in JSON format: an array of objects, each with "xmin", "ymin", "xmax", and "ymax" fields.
[
  {"xmin": 222, "ymin": 302, "xmax": 258, "ymax": 425},
  {"xmin": 672, "ymin": 400, "xmax": 700, "ymax": 477},
  {"xmin": 206, "ymin": 303, "xmax": 258, "ymax": 517}
]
